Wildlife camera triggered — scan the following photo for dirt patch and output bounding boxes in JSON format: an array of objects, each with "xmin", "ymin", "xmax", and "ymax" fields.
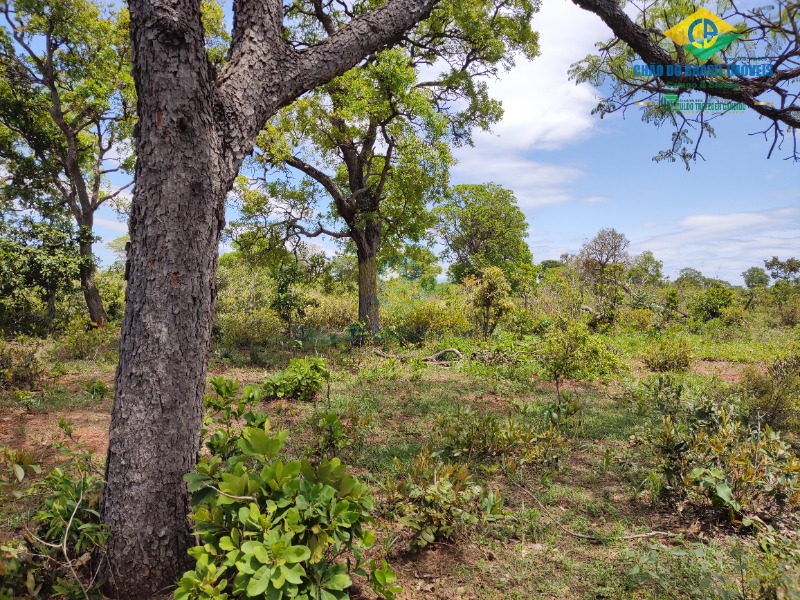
[
  {"xmin": 0, "ymin": 405, "xmax": 111, "ymax": 457},
  {"xmin": 693, "ymin": 360, "xmax": 745, "ymax": 384}
]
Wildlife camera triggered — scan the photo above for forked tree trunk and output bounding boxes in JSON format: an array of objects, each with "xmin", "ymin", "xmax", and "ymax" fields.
[
  {"xmin": 102, "ymin": 0, "xmax": 439, "ymax": 595},
  {"xmin": 100, "ymin": 3, "xmax": 224, "ymax": 595},
  {"xmin": 77, "ymin": 237, "xmax": 108, "ymax": 327}
]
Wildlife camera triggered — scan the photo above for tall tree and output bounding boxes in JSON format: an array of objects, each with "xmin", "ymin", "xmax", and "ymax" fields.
[
  {"xmin": 233, "ymin": 49, "xmax": 452, "ymax": 333},
  {"xmin": 0, "ymin": 0, "xmax": 135, "ymax": 325},
  {"xmin": 578, "ymin": 227, "xmax": 630, "ymax": 324},
  {"xmin": 435, "ymin": 182, "xmax": 533, "ymax": 285},
  {"xmin": 233, "ymin": 0, "xmax": 538, "ymax": 333},
  {"xmin": 100, "ymin": 0, "xmax": 484, "ymax": 595}
]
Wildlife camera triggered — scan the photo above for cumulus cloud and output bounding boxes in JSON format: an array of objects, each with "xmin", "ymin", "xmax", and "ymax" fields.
[
  {"xmin": 632, "ymin": 206, "xmax": 800, "ymax": 283},
  {"xmin": 453, "ymin": 152, "xmax": 585, "ymax": 208},
  {"xmin": 452, "ymin": 0, "xmax": 612, "ymax": 206}
]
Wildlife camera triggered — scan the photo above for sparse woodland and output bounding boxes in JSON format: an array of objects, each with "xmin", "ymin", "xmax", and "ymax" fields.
[{"xmin": 1, "ymin": 0, "xmax": 799, "ymax": 597}]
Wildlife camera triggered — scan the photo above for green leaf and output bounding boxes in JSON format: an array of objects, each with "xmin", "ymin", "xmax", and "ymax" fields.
[
  {"xmin": 246, "ymin": 565, "xmax": 272, "ymax": 596},
  {"xmin": 284, "ymin": 545, "xmax": 311, "ymax": 563},
  {"xmin": 284, "ymin": 562, "xmax": 305, "ymax": 585},
  {"xmin": 219, "ymin": 536, "xmax": 236, "ymax": 551}
]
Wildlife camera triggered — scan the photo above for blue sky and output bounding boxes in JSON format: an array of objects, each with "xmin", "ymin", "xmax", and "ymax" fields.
[{"xmin": 91, "ymin": 0, "xmax": 799, "ymax": 285}]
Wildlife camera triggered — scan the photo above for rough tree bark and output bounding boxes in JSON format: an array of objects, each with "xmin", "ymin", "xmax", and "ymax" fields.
[
  {"xmin": 354, "ymin": 220, "xmax": 381, "ymax": 335},
  {"xmin": 102, "ymin": 0, "xmax": 438, "ymax": 596}
]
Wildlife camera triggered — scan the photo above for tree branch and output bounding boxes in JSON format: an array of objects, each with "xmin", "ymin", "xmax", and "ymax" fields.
[
  {"xmin": 214, "ymin": 0, "xmax": 439, "ymax": 184},
  {"xmin": 571, "ymin": 0, "xmax": 800, "ymax": 130}
]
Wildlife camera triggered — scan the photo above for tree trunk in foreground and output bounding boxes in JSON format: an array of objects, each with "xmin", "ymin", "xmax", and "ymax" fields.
[
  {"xmin": 101, "ymin": 0, "xmax": 438, "ymax": 596},
  {"xmin": 101, "ymin": 0, "xmax": 223, "ymax": 592}
]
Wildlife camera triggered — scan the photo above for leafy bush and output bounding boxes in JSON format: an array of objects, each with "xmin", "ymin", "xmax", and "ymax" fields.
[
  {"xmin": 0, "ymin": 340, "xmax": 44, "ymax": 391},
  {"xmin": 304, "ymin": 293, "xmax": 358, "ymax": 332},
  {"xmin": 720, "ymin": 305, "xmax": 746, "ymax": 327},
  {"xmin": 344, "ymin": 322, "xmax": 370, "ymax": 347},
  {"xmin": 690, "ymin": 285, "xmax": 735, "ymax": 322},
  {"xmin": 387, "ymin": 298, "xmax": 471, "ymax": 344},
  {"xmin": 619, "ymin": 308, "xmax": 654, "ymax": 332},
  {"xmin": 776, "ymin": 294, "xmax": 800, "ymax": 327},
  {"xmin": 627, "ymin": 533, "xmax": 800, "ymax": 599},
  {"xmin": 307, "ymin": 403, "xmax": 373, "ymax": 463},
  {"xmin": 177, "ymin": 379, "xmax": 392, "ymax": 600},
  {"xmin": 0, "ymin": 422, "xmax": 108, "ymax": 599},
  {"xmin": 52, "ymin": 318, "xmax": 119, "ymax": 362},
  {"xmin": 535, "ymin": 318, "xmax": 621, "ymax": 398},
  {"xmin": 435, "ymin": 406, "xmax": 567, "ymax": 472},
  {"xmin": 655, "ymin": 395, "xmax": 800, "ymax": 522},
  {"xmin": 263, "ymin": 357, "xmax": 329, "ymax": 401},
  {"xmin": 641, "ymin": 334, "xmax": 692, "ymax": 372},
  {"xmin": 469, "ymin": 267, "xmax": 513, "ymax": 340},
  {"xmin": 84, "ymin": 379, "xmax": 110, "ymax": 402},
  {"xmin": 384, "ymin": 448, "xmax": 504, "ymax": 551},
  {"xmin": 740, "ymin": 350, "xmax": 800, "ymax": 434},
  {"xmin": 214, "ymin": 264, "xmax": 283, "ymax": 349}
]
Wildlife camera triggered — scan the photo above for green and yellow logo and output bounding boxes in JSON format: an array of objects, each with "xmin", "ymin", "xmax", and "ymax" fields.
[{"xmin": 663, "ymin": 8, "xmax": 741, "ymax": 62}]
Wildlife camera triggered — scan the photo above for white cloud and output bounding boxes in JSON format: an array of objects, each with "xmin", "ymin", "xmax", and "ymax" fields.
[
  {"xmin": 452, "ymin": 0, "xmax": 612, "ymax": 206},
  {"xmin": 632, "ymin": 207, "xmax": 800, "ymax": 283},
  {"xmin": 459, "ymin": 0, "xmax": 611, "ymax": 154},
  {"xmin": 453, "ymin": 152, "xmax": 584, "ymax": 208},
  {"xmin": 94, "ymin": 215, "xmax": 128, "ymax": 234}
]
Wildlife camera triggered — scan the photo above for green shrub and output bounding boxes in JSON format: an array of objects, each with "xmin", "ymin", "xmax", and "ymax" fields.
[
  {"xmin": 740, "ymin": 350, "xmax": 800, "ymax": 433},
  {"xmin": 435, "ymin": 406, "xmax": 567, "ymax": 472},
  {"xmin": 619, "ymin": 308, "xmax": 654, "ymax": 332},
  {"xmin": 627, "ymin": 533, "xmax": 800, "ymax": 599},
  {"xmin": 469, "ymin": 267, "xmax": 513, "ymax": 340},
  {"xmin": 641, "ymin": 335, "xmax": 692, "ymax": 372},
  {"xmin": 84, "ymin": 379, "xmax": 110, "ymax": 401},
  {"xmin": 656, "ymin": 396, "xmax": 800, "ymax": 523},
  {"xmin": 0, "ymin": 340, "xmax": 44, "ymax": 391},
  {"xmin": 214, "ymin": 264, "xmax": 283, "ymax": 348},
  {"xmin": 389, "ymin": 298, "xmax": 471, "ymax": 343},
  {"xmin": 52, "ymin": 318, "xmax": 119, "ymax": 361},
  {"xmin": 535, "ymin": 318, "xmax": 622, "ymax": 398},
  {"xmin": 720, "ymin": 305, "xmax": 746, "ymax": 327},
  {"xmin": 263, "ymin": 357, "xmax": 329, "ymax": 401},
  {"xmin": 307, "ymin": 403, "xmax": 373, "ymax": 463},
  {"xmin": 690, "ymin": 285, "xmax": 735, "ymax": 322},
  {"xmin": 776, "ymin": 294, "xmax": 800, "ymax": 327},
  {"xmin": 384, "ymin": 448, "xmax": 504, "ymax": 551},
  {"xmin": 344, "ymin": 322, "xmax": 370, "ymax": 347},
  {"xmin": 304, "ymin": 293, "xmax": 358, "ymax": 332},
  {"xmin": 0, "ymin": 421, "xmax": 108, "ymax": 598},
  {"xmin": 177, "ymin": 379, "xmax": 392, "ymax": 600}
]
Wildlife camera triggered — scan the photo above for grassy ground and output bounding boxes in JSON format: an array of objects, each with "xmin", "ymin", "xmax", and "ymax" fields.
[{"xmin": 1, "ymin": 329, "xmax": 798, "ymax": 599}]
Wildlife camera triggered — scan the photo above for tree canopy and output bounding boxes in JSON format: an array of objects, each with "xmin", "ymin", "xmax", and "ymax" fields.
[{"xmin": 435, "ymin": 182, "xmax": 533, "ymax": 285}]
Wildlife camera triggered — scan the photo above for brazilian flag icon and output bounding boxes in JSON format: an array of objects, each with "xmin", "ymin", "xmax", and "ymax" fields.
[{"xmin": 663, "ymin": 8, "xmax": 741, "ymax": 62}]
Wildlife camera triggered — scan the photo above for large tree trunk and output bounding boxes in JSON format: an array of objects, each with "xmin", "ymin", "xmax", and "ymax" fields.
[
  {"xmin": 77, "ymin": 237, "xmax": 108, "ymax": 327},
  {"xmin": 100, "ymin": 2, "xmax": 224, "ymax": 596},
  {"xmin": 354, "ymin": 220, "xmax": 381, "ymax": 335},
  {"xmin": 101, "ymin": 0, "xmax": 438, "ymax": 595}
]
